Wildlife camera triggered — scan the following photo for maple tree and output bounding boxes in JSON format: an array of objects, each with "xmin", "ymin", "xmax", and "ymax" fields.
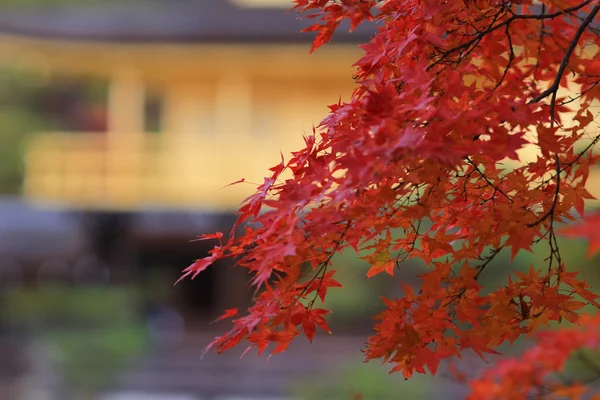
[{"xmin": 179, "ymin": 0, "xmax": 600, "ymax": 398}]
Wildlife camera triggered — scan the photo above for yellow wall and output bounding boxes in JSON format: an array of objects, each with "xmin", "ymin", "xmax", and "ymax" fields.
[
  {"xmin": 21, "ymin": 38, "xmax": 597, "ymax": 211},
  {"xmin": 19, "ymin": 42, "xmax": 361, "ymax": 211}
]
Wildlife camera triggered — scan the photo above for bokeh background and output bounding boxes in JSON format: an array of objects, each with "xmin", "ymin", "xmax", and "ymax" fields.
[{"xmin": 0, "ymin": 1, "xmax": 599, "ymax": 399}]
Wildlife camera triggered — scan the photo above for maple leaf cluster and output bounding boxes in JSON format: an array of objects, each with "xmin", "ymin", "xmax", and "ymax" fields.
[
  {"xmin": 466, "ymin": 313, "xmax": 600, "ymax": 399},
  {"xmin": 180, "ymin": 0, "xmax": 600, "ymax": 397}
]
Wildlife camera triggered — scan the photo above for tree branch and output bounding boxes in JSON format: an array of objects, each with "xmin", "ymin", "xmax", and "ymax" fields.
[{"xmin": 529, "ymin": 5, "xmax": 600, "ymax": 120}]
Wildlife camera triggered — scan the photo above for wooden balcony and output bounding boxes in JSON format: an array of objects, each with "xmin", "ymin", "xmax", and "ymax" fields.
[
  {"xmin": 23, "ymin": 132, "xmax": 291, "ymax": 211},
  {"xmin": 25, "ymin": 130, "xmax": 600, "ymax": 212}
]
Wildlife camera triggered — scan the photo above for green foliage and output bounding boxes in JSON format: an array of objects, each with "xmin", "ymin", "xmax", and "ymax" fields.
[
  {"xmin": 561, "ymin": 347, "xmax": 600, "ymax": 383},
  {"xmin": 291, "ymin": 359, "xmax": 434, "ymax": 400},
  {"xmin": 4, "ymin": 286, "xmax": 148, "ymax": 396},
  {"xmin": 0, "ymin": 69, "xmax": 59, "ymax": 193},
  {"xmin": 0, "ymin": 0, "xmax": 98, "ymax": 8},
  {"xmin": 5, "ymin": 286, "xmax": 142, "ymax": 329},
  {"xmin": 47, "ymin": 326, "xmax": 148, "ymax": 395},
  {"xmin": 0, "ymin": 63, "xmax": 107, "ymax": 194},
  {"xmin": 325, "ymin": 250, "xmax": 389, "ymax": 323}
]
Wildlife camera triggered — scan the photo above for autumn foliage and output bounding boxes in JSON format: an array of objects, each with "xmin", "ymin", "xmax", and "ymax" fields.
[{"xmin": 180, "ymin": 0, "xmax": 600, "ymax": 398}]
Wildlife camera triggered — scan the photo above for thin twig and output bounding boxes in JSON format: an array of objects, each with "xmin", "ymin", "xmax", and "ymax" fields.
[{"xmin": 529, "ymin": 6, "xmax": 600, "ymax": 121}]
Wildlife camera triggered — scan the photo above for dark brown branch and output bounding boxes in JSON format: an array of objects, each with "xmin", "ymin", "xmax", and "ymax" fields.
[
  {"xmin": 559, "ymin": 80, "xmax": 600, "ymax": 105},
  {"xmin": 527, "ymin": 154, "xmax": 561, "ymax": 228},
  {"xmin": 298, "ymin": 219, "xmax": 351, "ymax": 308},
  {"xmin": 534, "ymin": 4, "xmax": 547, "ymax": 80},
  {"xmin": 533, "ymin": 133, "xmax": 600, "ymax": 191},
  {"xmin": 427, "ymin": 0, "xmax": 595, "ymax": 71},
  {"xmin": 529, "ymin": 5, "xmax": 600, "ymax": 121},
  {"xmin": 491, "ymin": 23, "xmax": 515, "ymax": 92},
  {"xmin": 474, "ymin": 245, "xmax": 505, "ymax": 280},
  {"xmin": 465, "ymin": 157, "xmax": 513, "ymax": 203}
]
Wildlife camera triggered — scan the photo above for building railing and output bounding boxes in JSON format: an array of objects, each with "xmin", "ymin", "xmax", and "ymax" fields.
[
  {"xmin": 23, "ymin": 130, "xmax": 600, "ymax": 212},
  {"xmin": 23, "ymin": 132, "xmax": 281, "ymax": 211}
]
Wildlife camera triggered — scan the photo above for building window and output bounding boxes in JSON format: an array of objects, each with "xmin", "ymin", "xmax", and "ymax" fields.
[{"xmin": 144, "ymin": 90, "xmax": 163, "ymax": 134}]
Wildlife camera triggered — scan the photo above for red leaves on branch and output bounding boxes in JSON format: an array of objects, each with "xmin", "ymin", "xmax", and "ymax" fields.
[
  {"xmin": 561, "ymin": 212, "xmax": 600, "ymax": 256},
  {"xmin": 175, "ymin": 255, "xmax": 216, "ymax": 284},
  {"xmin": 467, "ymin": 314, "xmax": 600, "ymax": 400},
  {"xmin": 181, "ymin": 0, "xmax": 600, "ymax": 397},
  {"xmin": 299, "ymin": 308, "xmax": 332, "ymax": 342},
  {"xmin": 212, "ymin": 308, "xmax": 238, "ymax": 324},
  {"xmin": 295, "ymin": 0, "xmax": 375, "ymax": 52}
]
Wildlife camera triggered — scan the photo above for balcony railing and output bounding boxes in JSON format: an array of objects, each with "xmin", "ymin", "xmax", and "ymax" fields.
[
  {"xmin": 23, "ymin": 132, "xmax": 284, "ymax": 211},
  {"xmin": 27, "ymin": 131, "xmax": 600, "ymax": 213}
]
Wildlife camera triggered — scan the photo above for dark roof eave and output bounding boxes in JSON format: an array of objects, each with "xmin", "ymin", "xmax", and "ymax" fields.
[{"xmin": 0, "ymin": 27, "xmax": 367, "ymax": 45}]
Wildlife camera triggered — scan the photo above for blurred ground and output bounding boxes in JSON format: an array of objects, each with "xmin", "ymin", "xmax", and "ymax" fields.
[{"xmin": 100, "ymin": 332, "xmax": 470, "ymax": 400}]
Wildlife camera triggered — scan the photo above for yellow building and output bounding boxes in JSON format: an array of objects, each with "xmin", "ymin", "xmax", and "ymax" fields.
[{"xmin": 0, "ymin": 0, "xmax": 372, "ymax": 212}]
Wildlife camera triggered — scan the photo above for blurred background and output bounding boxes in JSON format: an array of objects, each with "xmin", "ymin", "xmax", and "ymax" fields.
[{"xmin": 0, "ymin": 1, "xmax": 598, "ymax": 399}]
